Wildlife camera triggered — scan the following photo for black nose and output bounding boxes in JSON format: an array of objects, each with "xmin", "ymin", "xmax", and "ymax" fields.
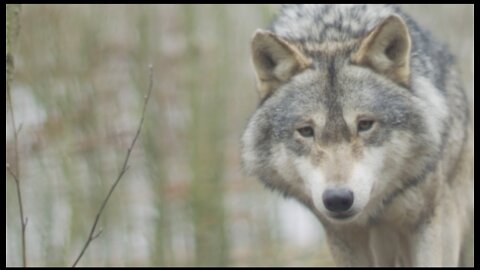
[{"xmin": 322, "ymin": 188, "xmax": 354, "ymax": 212}]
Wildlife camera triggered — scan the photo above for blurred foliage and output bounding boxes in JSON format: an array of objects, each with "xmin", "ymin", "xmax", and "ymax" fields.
[{"xmin": 6, "ymin": 4, "xmax": 472, "ymax": 266}]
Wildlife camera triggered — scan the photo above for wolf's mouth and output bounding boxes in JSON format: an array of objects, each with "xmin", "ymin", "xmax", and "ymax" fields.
[{"xmin": 326, "ymin": 210, "xmax": 357, "ymax": 221}]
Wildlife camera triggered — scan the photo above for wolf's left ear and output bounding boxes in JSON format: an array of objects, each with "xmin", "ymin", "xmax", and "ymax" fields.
[
  {"xmin": 351, "ymin": 15, "xmax": 411, "ymax": 88},
  {"xmin": 251, "ymin": 29, "xmax": 311, "ymax": 99}
]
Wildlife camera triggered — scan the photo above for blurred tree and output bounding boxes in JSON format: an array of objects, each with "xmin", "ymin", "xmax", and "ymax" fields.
[{"xmin": 183, "ymin": 5, "xmax": 230, "ymax": 266}]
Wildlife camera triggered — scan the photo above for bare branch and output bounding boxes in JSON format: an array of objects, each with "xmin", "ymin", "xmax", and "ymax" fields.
[
  {"xmin": 7, "ymin": 165, "xmax": 28, "ymax": 236},
  {"xmin": 7, "ymin": 166, "xmax": 20, "ymax": 184},
  {"xmin": 72, "ymin": 65, "xmax": 154, "ymax": 267},
  {"xmin": 7, "ymin": 67, "xmax": 28, "ymax": 270},
  {"xmin": 6, "ymin": 4, "xmax": 27, "ymax": 267},
  {"xmin": 91, "ymin": 228, "xmax": 103, "ymax": 241}
]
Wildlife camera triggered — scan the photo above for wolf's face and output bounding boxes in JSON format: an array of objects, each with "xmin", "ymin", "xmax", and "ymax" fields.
[{"xmin": 242, "ymin": 16, "xmax": 436, "ymax": 223}]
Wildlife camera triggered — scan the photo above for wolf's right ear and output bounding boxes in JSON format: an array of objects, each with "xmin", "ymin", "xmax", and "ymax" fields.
[{"xmin": 251, "ymin": 30, "xmax": 311, "ymax": 99}]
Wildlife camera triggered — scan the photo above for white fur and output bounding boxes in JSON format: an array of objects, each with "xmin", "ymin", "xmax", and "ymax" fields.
[
  {"xmin": 272, "ymin": 144, "xmax": 299, "ymax": 182},
  {"xmin": 348, "ymin": 147, "xmax": 385, "ymax": 214},
  {"xmin": 292, "ymin": 156, "xmax": 328, "ymax": 213},
  {"xmin": 411, "ymin": 77, "xmax": 448, "ymax": 146},
  {"xmin": 241, "ymin": 119, "xmax": 260, "ymax": 175}
]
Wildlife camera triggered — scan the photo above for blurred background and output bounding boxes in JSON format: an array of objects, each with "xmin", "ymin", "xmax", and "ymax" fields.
[{"xmin": 6, "ymin": 4, "xmax": 472, "ymax": 266}]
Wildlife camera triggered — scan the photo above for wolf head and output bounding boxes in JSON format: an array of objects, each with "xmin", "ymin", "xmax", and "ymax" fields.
[{"xmin": 242, "ymin": 14, "xmax": 441, "ymax": 224}]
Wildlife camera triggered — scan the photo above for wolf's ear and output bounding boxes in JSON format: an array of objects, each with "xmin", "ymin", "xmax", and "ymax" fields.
[
  {"xmin": 351, "ymin": 15, "xmax": 411, "ymax": 88},
  {"xmin": 251, "ymin": 29, "xmax": 311, "ymax": 99}
]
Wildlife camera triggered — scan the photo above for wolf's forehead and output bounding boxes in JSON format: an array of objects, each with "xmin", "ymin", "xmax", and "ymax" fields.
[
  {"xmin": 280, "ymin": 70, "xmax": 329, "ymax": 110},
  {"xmin": 273, "ymin": 66, "xmax": 395, "ymax": 120},
  {"xmin": 285, "ymin": 67, "xmax": 352, "ymax": 106}
]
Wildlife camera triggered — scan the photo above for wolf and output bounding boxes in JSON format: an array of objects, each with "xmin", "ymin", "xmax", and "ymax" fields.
[{"xmin": 241, "ymin": 4, "xmax": 473, "ymax": 266}]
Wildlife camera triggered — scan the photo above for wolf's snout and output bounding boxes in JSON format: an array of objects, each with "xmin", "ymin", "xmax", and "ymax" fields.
[{"xmin": 322, "ymin": 188, "xmax": 354, "ymax": 213}]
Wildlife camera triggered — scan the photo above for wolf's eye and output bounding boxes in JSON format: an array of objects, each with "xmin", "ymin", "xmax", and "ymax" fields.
[
  {"xmin": 297, "ymin": 126, "xmax": 314, "ymax": 138},
  {"xmin": 357, "ymin": 119, "xmax": 375, "ymax": 132}
]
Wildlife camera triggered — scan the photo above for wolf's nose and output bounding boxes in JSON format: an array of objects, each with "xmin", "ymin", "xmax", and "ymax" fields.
[{"xmin": 322, "ymin": 188, "xmax": 354, "ymax": 212}]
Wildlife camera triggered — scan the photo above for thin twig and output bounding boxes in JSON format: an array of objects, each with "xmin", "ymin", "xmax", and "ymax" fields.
[
  {"xmin": 7, "ymin": 164, "xmax": 27, "ymax": 267},
  {"xmin": 7, "ymin": 4, "xmax": 26, "ymax": 267},
  {"xmin": 72, "ymin": 65, "xmax": 154, "ymax": 267}
]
